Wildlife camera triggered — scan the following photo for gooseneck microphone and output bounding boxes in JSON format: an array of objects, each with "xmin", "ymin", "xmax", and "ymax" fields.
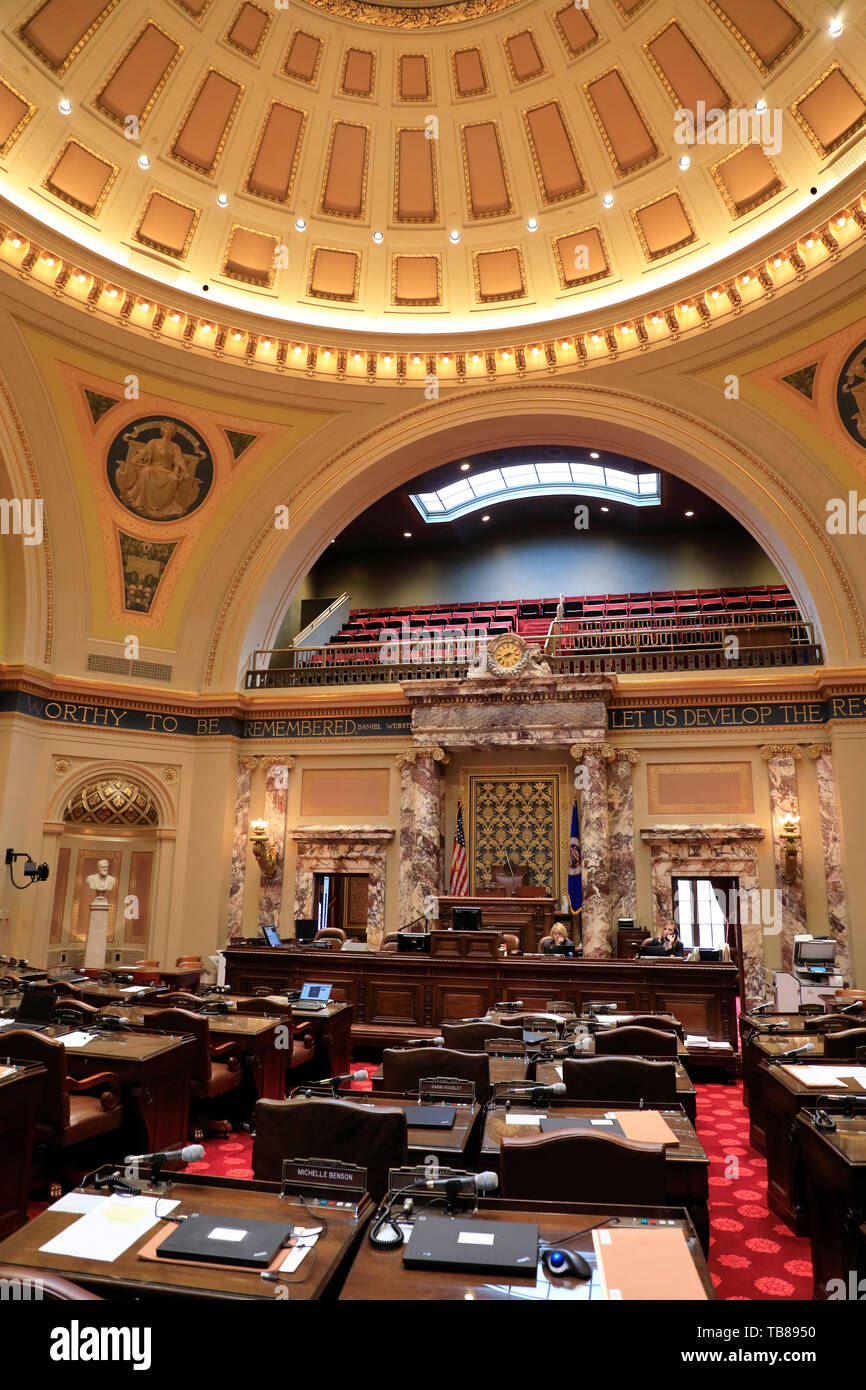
[
  {"xmin": 414, "ymin": 1171, "xmax": 498, "ymax": 1193},
  {"xmin": 124, "ymin": 1145, "xmax": 205, "ymax": 1166},
  {"xmin": 321, "ymin": 1070, "xmax": 368, "ymax": 1086},
  {"xmin": 840, "ymin": 1000, "xmax": 864, "ymax": 1015},
  {"xmin": 773, "ymin": 1042, "xmax": 815, "ymax": 1061}
]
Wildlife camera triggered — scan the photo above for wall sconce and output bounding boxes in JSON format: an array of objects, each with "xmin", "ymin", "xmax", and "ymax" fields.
[
  {"xmin": 778, "ymin": 813, "xmax": 801, "ymax": 882},
  {"xmin": 249, "ymin": 819, "xmax": 277, "ymax": 878}
]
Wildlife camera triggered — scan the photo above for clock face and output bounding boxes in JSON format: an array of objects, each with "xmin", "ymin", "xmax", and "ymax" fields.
[{"xmin": 492, "ymin": 637, "xmax": 524, "ymax": 671}]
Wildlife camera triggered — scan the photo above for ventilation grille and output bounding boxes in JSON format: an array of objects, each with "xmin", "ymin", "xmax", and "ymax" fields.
[
  {"xmin": 125, "ymin": 249, "xmax": 181, "ymax": 283},
  {"xmin": 87, "ymin": 653, "xmax": 173, "ymax": 681}
]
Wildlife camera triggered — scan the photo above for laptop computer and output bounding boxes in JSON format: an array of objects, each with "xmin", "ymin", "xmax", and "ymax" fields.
[
  {"xmin": 403, "ymin": 1214, "xmax": 539, "ymax": 1274},
  {"xmin": 261, "ymin": 925, "xmax": 282, "ymax": 948},
  {"xmin": 155, "ymin": 1214, "xmax": 293, "ymax": 1269},
  {"xmin": 401, "ymin": 1105, "xmax": 456, "ymax": 1130},
  {"xmin": 298, "ymin": 982, "xmax": 332, "ymax": 1011},
  {"xmin": 13, "ymin": 988, "xmax": 57, "ymax": 1032}
]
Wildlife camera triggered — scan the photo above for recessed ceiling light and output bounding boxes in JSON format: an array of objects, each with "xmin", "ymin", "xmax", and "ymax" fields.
[
  {"xmin": 600, "ymin": 506, "xmax": 609, "ymax": 513},
  {"xmin": 353, "ymin": 352, "xmax": 362, "ymax": 361},
  {"xmin": 58, "ymin": 99, "xmax": 72, "ymax": 115},
  {"xmin": 755, "ymin": 98, "xmax": 768, "ymax": 113},
  {"xmin": 742, "ymin": 273, "xmax": 751, "ymax": 284},
  {"xmin": 413, "ymin": 355, "xmax": 421, "ymax": 364},
  {"xmin": 602, "ymin": 193, "xmax": 615, "ymax": 209},
  {"xmin": 460, "ymin": 462, "xmax": 471, "ymax": 471},
  {"xmin": 138, "ymin": 154, "xmax": 150, "ymax": 170},
  {"xmin": 403, "ymin": 531, "xmax": 412, "ymax": 538},
  {"xmin": 805, "ymin": 236, "xmax": 815, "ymax": 249},
  {"xmin": 217, "ymin": 193, "xmax": 228, "ymax": 207},
  {"xmin": 383, "ymin": 354, "xmax": 391, "ymax": 364},
  {"xmin": 295, "ymin": 218, "xmax": 306, "ymax": 232},
  {"xmin": 449, "ymin": 229, "xmax": 461, "ymax": 244},
  {"xmin": 442, "ymin": 355, "xmax": 450, "ymax": 364},
  {"xmin": 829, "ymin": 17, "xmax": 843, "ymax": 37},
  {"xmin": 201, "ymin": 323, "xmax": 211, "ymax": 333},
  {"xmin": 526, "ymin": 217, "xmax": 538, "ymax": 232},
  {"xmin": 685, "ymin": 510, "xmax": 694, "ymax": 517},
  {"xmin": 678, "ymin": 155, "xmax": 691, "ymax": 171},
  {"xmin": 481, "ymin": 514, "xmax": 490, "ymax": 522},
  {"xmin": 139, "ymin": 301, "xmax": 149, "ymax": 311},
  {"xmin": 837, "ymin": 215, "xmax": 847, "ymax": 227},
  {"xmin": 711, "ymin": 289, "xmax": 720, "ymax": 299},
  {"xmin": 75, "ymin": 272, "xmax": 87, "ymax": 282},
  {"xmin": 590, "ymin": 451, "xmax": 600, "ymax": 459},
  {"xmin": 108, "ymin": 287, "xmax": 119, "ymax": 298},
  {"xmin": 372, "ymin": 230, "xmax": 384, "ymax": 243},
  {"xmin": 262, "ymin": 339, "xmax": 271, "ymax": 348}
]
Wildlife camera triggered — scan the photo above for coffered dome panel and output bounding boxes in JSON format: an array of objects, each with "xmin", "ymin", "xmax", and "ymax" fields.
[{"xmin": 1, "ymin": 0, "xmax": 865, "ymax": 341}]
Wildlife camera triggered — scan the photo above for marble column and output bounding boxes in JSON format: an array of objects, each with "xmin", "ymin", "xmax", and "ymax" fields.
[
  {"xmin": 761, "ymin": 745, "xmax": 807, "ymax": 974},
  {"xmin": 226, "ymin": 757, "xmax": 255, "ymax": 942},
  {"xmin": 571, "ymin": 741, "xmax": 616, "ymax": 958},
  {"xmin": 396, "ymin": 746, "xmax": 449, "ymax": 926},
  {"xmin": 808, "ymin": 742, "xmax": 852, "ymax": 982},
  {"xmin": 257, "ymin": 755, "xmax": 295, "ymax": 928},
  {"xmin": 608, "ymin": 750, "xmax": 638, "ymax": 927}
]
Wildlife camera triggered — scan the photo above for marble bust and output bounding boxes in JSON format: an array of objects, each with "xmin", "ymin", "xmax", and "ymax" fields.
[
  {"xmin": 84, "ymin": 858, "xmax": 117, "ymax": 969},
  {"xmin": 86, "ymin": 858, "xmax": 117, "ymax": 898}
]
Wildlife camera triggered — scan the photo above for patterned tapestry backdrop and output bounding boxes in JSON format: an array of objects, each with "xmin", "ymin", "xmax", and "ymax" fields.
[{"xmin": 460, "ymin": 767, "xmax": 569, "ymax": 897}]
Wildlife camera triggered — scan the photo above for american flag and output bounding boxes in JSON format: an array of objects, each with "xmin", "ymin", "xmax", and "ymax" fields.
[{"xmin": 450, "ymin": 803, "xmax": 468, "ymax": 896}]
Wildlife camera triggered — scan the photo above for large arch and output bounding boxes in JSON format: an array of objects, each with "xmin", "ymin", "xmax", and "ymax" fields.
[{"xmin": 207, "ymin": 382, "xmax": 863, "ymax": 688}]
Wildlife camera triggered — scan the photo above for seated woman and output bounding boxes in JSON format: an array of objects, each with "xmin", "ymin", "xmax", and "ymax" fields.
[
  {"xmin": 639, "ymin": 923, "xmax": 684, "ymax": 957},
  {"xmin": 542, "ymin": 923, "xmax": 577, "ymax": 957}
]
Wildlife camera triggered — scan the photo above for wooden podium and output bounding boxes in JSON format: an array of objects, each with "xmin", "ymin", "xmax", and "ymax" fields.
[{"xmin": 437, "ymin": 895, "xmax": 557, "ymax": 951}]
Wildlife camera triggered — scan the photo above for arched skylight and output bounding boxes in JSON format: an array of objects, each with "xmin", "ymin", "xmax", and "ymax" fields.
[{"xmin": 410, "ymin": 462, "xmax": 660, "ymax": 522}]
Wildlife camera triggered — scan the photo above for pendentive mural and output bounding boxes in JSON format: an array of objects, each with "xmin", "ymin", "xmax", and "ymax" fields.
[
  {"xmin": 837, "ymin": 338, "xmax": 866, "ymax": 449},
  {"xmin": 107, "ymin": 416, "xmax": 213, "ymax": 521},
  {"xmin": 118, "ymin": 534, "xmax": 177, "ymax": 613}
]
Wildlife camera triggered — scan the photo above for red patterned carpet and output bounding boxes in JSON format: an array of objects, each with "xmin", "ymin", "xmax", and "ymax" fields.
[{"xmin": 190, "ymin": 1076, "xmax": 814, "ymax": 1300}]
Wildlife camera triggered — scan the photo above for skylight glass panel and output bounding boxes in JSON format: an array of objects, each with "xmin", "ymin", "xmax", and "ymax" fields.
[
  {"xmin": 638, "ymin": 473, "xmax": 660, "ymax": 494},
  {"xmin": 605, "ymin": 470, "xmax": 640, "ymax": 493},
  {"xmin": 502, "ymin": 466, "xmax": 539, "ymax": 487},
  {"xmin": 536, "ymin": 463, "xmax": 572, "ymax": 482},
  {"xmin": 570, "ymin": 464, "xmax": 605, "ymax": 484},
  {"xmin": 438, "ymin": 480, "xmax": 474, "ymax": 504},
  {"xmin": 417, "ymin": 492, "xmax": 444, "ymax": 512},
  {"xmin": 470, "ymin": 471, "xmax": 504, "ymax": 496}
]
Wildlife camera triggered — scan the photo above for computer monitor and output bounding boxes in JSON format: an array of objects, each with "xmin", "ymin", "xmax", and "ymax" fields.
[
  {"xmin": 452, "ymin": 907, "xmax": 483, "ymax": 931},
  {"xmin": 262, "ymin": 924, "xmax": 281, "ymax": 948},
  {"xmin": 638, "ymin": 942, "xmax": 668, "ymax": 957},
  {"xmin": 696, "ymin": 947, "xmax": 723, "ymax": 962},
  {"xmin": 294, "ymin": 919, "xmax": 317, "ymax": 943}
]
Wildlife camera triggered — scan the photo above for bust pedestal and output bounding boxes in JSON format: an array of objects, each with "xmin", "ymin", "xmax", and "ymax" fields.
[{"xmin": 84, "ymin": 893, "xmax": 110, "ymax": 969}]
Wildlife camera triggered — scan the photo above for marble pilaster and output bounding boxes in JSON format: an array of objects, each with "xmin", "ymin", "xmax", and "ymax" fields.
[
  {"xmin": 608, "ymin": 750, "xmax": 638, "ymax": 926},
  {"xmin": 396, "ymin": 746, "xmax": 449, "ymax": 926},
  {"xmin": 571, "ymin": 742, "xmax": 616, "ymax": 958},
  {"xmin": 290, "ymin": 827, "xmax": 394, "ymax": 948},
  {"xmin": 761, "ymin": 746, "xmax": 806, "ymax": 973},
  {"xmin": 257, "ymin": 756, "xmax": 295, "ymax": 928},
  {"xmin": 226, "ymin": 757, "xmax": 255, "ymax": 942},
  {"xmin": 808, "ymin": 743, "xmax": 852, "ymax": 981}
]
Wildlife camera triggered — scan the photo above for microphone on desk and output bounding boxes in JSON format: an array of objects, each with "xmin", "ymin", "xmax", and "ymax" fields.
[
  {"xmin": 772, "ymin": 1042, "xmax": 816, "ymax": 1062},
  {"xmin": 839, "ymin": 1000, "xmax": 864, "ymax": 1015},
  {"xmin": 322, "ymin": 1070, "xmax": 368, "ymax": 1086},
  {"xmin": 751, "ymin": 1000, "xmax": 776, "ymax": 1015},
  {"xmin": 407, "ymin": 1037, "xmax": 443, "ymax": 1047},
  {"xmin": 414, "ymin": 1171, "xmax": 498, "ymax": 1193},
  {"xmin": 499, "ymin": 1082, "xmax": 566, "ymax": 1104},
  {"xmin": 124, "ymin": 1145, "xmax": 204, "ymax": 1166}
]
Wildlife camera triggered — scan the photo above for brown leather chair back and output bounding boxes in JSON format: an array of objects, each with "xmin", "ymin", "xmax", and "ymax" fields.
[
  {"xmin": 441, "ymin": 1022, "xmax": 523, "ymax": 1051},
  {"xmin": 1, "ymin": 1029, "xmax": 69, "ymax": 1128},
  {"xmin": 233, "ymin": 996, "xmax": 292, "ymax": 1017},
  {"xmin": 382, "ymin": 1046, "xmax": 491, "ymax": 1103},
  {"xmin": 54, "ymin": 999, "xmax": 101, "ymax": 1024},
  {"xmin": 380, "ymin": 934, "xmax": 400, "ymax": 953},
  {"xmin": 538, "ymin": 936, "xmax": 553, "ymax": 951},
  {"xmin": 0, "ymin": 1266, "xmax": 102, "ymax": 1300},
  {"xmin": 146, "ymin": 1007, "xmax": 210, "ymax": 1084},
  {"xmin": 562, "ymin": 1057, "xmax": 678, "ymax": 1105},
  {"xmin": 823, "ymin": 1027, "xmax": 866, "ymax": 1058},
  {"xmin": 500, "ymin": 934, "xmax": 521, "ymax": 956},
  {"xmin": 501, "ymin": 1129, "xmax": 667, "ymax": 1205},
  {"xmin": 313, "ymin": 928, "xmax": 346, "ymax": 946},
  {"xmin": 594, "ymin": 1025, "xmax": 677, "ymax": 1058},
  {"xmin": 252, "ymin": 1097, "xmax": 408, "ymax": 1200},
  {"xmin": 133, "ymin": 961, "xmax": 160, "ymax": 969},
  {"xmin": 492, "ymin": 864, "xmax": 528, "ymax": 889},
  {"xmin": 46, "ymin": 981, "xmax": 83, "ymax": 998},
  {"xmin": 616, "ymin": 1014, "xmax": 684, "ymax": 1040}
]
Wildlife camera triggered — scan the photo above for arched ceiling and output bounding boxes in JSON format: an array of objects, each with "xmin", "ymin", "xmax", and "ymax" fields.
[{"xmin": 2, "ymin": 0, "xmax": 866, "ymax": 345}]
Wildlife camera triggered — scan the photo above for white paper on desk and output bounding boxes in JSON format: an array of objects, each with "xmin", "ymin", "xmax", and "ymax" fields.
[
  {"xmin": 505, "ymin": 1113, "xmax": 542, "ymax": 1125},
  {"xmin": 47, "ymin": 1192, "xmax": 106, "ymax": 1215},
  {"xmin": 554, "ymin": 1065, "xmax": 563, "ymax": 1079},
  {"xmin": 279, "ymin": 1232, "xmax": 319, "ymax": 1274},
  {"xmin": 0, "ymin": 1019, "xmax": 15, "ymax": 1028},
  {"xmin": 38, "ymin": 1195, "xmax": 179, "ymax": 1262},
  {"xmin": 120, "ymin": 986, "xmax": 149, "ymax": 995},
  {"xmin": 58, "ymin": 1030, "xmax": 97, "ymax": 1048},
  {"xmin": 783, "ymin": 1065, "xmax": 846, "ymax": 1086},
  {"xmin": 686, "ymin": 1035, "xmax": 709, "ymax": 1046},
  {"xmin": 830, "ymin": 1068, "xmax": 866, "ymax": 1088}
]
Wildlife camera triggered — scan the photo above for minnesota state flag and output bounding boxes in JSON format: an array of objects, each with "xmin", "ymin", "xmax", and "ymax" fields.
[{"xmin": 568, "ymin": 801, "xmax": 583, "ymax": 913}]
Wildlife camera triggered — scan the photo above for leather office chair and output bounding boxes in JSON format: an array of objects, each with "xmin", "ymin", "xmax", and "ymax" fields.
[
  {"xmin": 380, "ymin": 934, "xmax": 400, "ymax": 953},
  {"xmin": 594, "ymin": 1025, "xmax": 678, "ymax": 1058},
  {"xmin": 500, "ymin": 1130, "xmax": 667, "ymax": 1205},
  {"xmin": 313, "ymin": 928, "xmax": 346, "ymax": 948},
  {"xmin": 538, "ymin": 936, "xmax": 553, "ymax": 951},
  {"xmin": 146, "ymin": 1007, "xmax": 243, "ymax": 1138},
  {"xmin": 562, "ymin": 1057, "xmax": 678, "ymax": 1105},
  {"xmin": 163, "ymin": 991, "xmax": 205, "ymax": 1009},
  {"xmin": 440, "ymin": 1022, "xmax": 523, "ymax": 1051},
  {"xmin": 132, "ymin": 960, "xmax": 160, "ymax": 969},
  {"xmin": 500, "ymin": 934, "xmax": 521, "ymax": 956},
  {"xmin": 382, "ymin": 1046, "xmax": 491, "ymax": 1103},
  {"xmin": 615, "ymin": 1014, "xmax": 684, "ymax": 1041},
  {"xmin": 823, "ymin": 1027, "xmax": 866, "ymax": 1058},
  {"xmin": 252, "ymin": 1096, "xmax": 408, "ymax": 1200},
  {"xmin": 492, "ymin": 864, "xmax": 528, "ymax": 891},
  {"xmin": 176, "ymin": 956, "xmax": 202, "ymax": 967},
  {"xmin": 54, "ymin": 999, "xmax": 101, "ymax": 1025},
  {"xmin": 0, "ymin": 1266, "xmax": 102, "ymax": 1300},
  {"xmin": 231, "ymin": 998, "xmax": 316, "ymax": 1071},
  {"xmin": 0, "ymin": 1028, "xmax": 123, "ymax": 1189},
  {"xmin": 45, "ymin": 981, "xmax": 83, "ymax": 999}
]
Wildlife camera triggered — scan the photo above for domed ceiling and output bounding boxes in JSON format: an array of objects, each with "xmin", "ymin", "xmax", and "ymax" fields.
[{"xmin": 1, "ymin": 0, "xmax": 865, "ymax": 357}]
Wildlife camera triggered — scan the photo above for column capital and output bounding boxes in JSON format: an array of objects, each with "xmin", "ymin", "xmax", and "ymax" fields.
[
  {"xmin": 570, "ymin": 741, "xmax": 616, "ymax": 762},
  {"xmin": 805, "ymin": 742, "xmax": 831, "ymax": 759},
  {"xmin": 239, "ymin": 756, "xmax": 259, "ymax": 771},
  {"xmin": 262, "ymin": 754, "xmax": 296, "ymax": 772},
  {"xmin": 613, "ymin": 747, "xmax": 639, "ymax": 763},
  {"xmin": 395, "ymin": 745, "xmax": 449, "ymax": 768},
  {"xmin": 760, "ymin": 743, "xmax": 803, "ymax": 761}
]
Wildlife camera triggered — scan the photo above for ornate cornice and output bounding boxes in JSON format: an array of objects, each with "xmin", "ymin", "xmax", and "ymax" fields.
[
  {"xmin": 614, "ymin": 748, "xmax": 640, "ymax": 763},
  {"xmin": 805, "ymin": 742, "xmax": 831, "ymax": 758},
  {"xmin": 641, "ymin": 824, "xmax": 765, "ymax": 844},
  {"xmin": 304, "ymin": 0, "xmax": 523, "ymax": 26}
]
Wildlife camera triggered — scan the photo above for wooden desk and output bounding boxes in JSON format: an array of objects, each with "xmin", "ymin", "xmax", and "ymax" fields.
[
  {"xmin": 321, "ymin": 1091, "xmax": 481, "ymax": 1169},
  {"xmin": 102, "ymin": 1005, "xmax": 285, "ymax": 1103},
  {"xmin": 39, "ymin": 1025, "xmax": 194, "ymax": 1155},
  {"xmin": 370, "ymin": 1056, "xmax": 527, "ymax": 1094},
  {"xmin": 796, "ymin": 1110, "xmax": 866, "ymax": 1300},
  {"xmin": 83, "ymin": 966, "xmax": 202, "ymax": 992},
  {"xmin": 756, "ymin": 1058, "xmax": 866, "ymax": 1233},
  {"xmin": 740, "ymin": 1012, "xmax": 852, "ymax": 1149},
  {"xmin": 78, "ymin": 982, "xmax": 170, "ymax": 1006},
  {"xmin": 534, "ymin": 1059, "xmax": 698, "ymax": 1127},
  {"xmin": 0, "ymin": 964, "xmax": 46, "ymax": 984},
  {"xmin": 437, "ymin": 895, "xmax": 556, "ymax": 950},
  {"xmin": 479, "ymin": 1100, "xmax": 709, "ymax": 1251},
  {"xmin": 0, "ymin": 1061, "xmax": 45, "ymax": 1238},
  {"xmin": 339, "ymin": 1198, "xmax": 713, "ymax": 1301},
  {"xmin": 225, "ymin": 995, "xmax": 354, "ymax": 1078},
  {"xmin": 746, "ymin": 1034, "xmax": 836, "ymax": 1152},
  {"xmin": 223, "ymin": 947, "xmax": 739, "ymax": 1062},
  {"xmin": 0, "ymin": 1171, "xmax": 374, "ymax": 1300}
]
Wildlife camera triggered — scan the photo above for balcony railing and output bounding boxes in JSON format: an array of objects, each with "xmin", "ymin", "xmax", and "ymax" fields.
[{"xmin": 244, "ymin": 610, "xmax": 821, "ymax": 688}]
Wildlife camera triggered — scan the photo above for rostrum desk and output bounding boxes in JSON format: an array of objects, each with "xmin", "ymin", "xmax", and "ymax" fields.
[{"xmin": 223, "ymin": 947, "xmax": 738, "ymax": 1064}]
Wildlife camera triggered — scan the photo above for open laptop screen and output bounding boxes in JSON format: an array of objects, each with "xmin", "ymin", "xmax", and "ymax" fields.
[{"xmin": 300, "ymin": 982, "xmax": 332, "ymax": 1003}]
